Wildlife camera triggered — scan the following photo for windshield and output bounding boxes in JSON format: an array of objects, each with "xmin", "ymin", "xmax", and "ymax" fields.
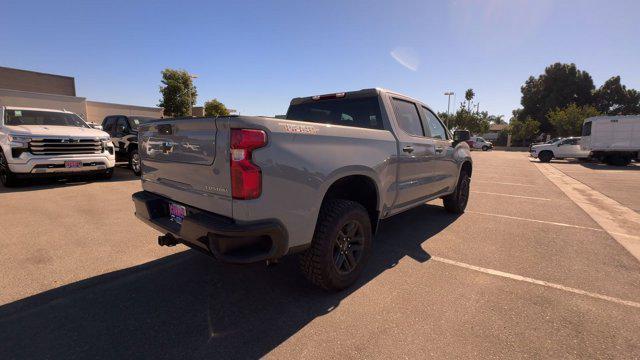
[
  {"xmin": 128, "ymin": 116, "xmax": 156, "ymax": 130},
  {"xmin": 546, "ymin": 137, "xmax": 562, "ymax": 144},
  {"xmin": 286, "ymin": 96, "xmax": 384, "ymax": 130},
  {"xmin": 4, "ymin": 109, "xmax": 88, "ymax": 128}
]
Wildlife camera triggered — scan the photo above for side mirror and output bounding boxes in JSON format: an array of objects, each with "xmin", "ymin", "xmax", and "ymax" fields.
[
  {"xmin": 453, "ymin": 130, "xmax": 470, "ymax": 145},
  {"xmin": 557, "ymin": 143, "xmax": 561, "ymax": 147}
]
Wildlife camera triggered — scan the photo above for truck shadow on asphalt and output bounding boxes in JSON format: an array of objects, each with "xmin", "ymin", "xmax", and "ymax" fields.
[
  {"xmin": 0, "ymin": 204, "xmax": 458, "ymax": 359},
  {"xmin": 0, "ymin": 166, "xmax": 138, "ymax": 193},
  {"xmin": 577, "ymin": 162, "xmax": 640, "ymax": 171}
]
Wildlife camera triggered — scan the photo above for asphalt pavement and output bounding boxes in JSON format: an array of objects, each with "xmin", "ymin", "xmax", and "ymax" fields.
[{"xmin": 1, "ymin": 153, "xmax": 639, "ymax": 359}]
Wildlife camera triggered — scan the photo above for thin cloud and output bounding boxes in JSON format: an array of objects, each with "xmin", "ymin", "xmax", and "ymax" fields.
[{"xmin": 390, "ymin": 47, "xmax": 419, "ymax": 71}]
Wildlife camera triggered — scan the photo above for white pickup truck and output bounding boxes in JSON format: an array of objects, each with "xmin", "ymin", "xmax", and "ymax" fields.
[{"xmin": 0, "ymin": 106, "xmax": 116, "ymax": 187}]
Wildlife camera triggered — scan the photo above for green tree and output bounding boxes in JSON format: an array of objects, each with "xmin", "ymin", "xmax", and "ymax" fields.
[
  {"xmin": 547, "ymin": 103, "xmax": 600, "ymax": 137},
  {"xmin": 464, "ymin": 88, "xmax": 475, "ymax": 111},
  {"xmin": 449, "ymin": 105, "xmax": 490, "ymax": 134},
  {"xmin": 519, "ymin": 63, "xmax": 595, "ymax": 133},
  {"xmin": 509, "ymin": 116, "xmax": 540, "ymax": 143},
  {"xmin": 204, "ymin": 98, "xmax": 231, "ymax": 117},
  {"xmin": 158, "ymin": 69, "xmax": 197, "ymax": 117},
  {"xmin": 594, "ymin": 76, "xmax": 640, "ymax": 115}
]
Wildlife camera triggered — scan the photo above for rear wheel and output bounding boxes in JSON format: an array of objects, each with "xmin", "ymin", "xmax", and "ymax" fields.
[
  {"xmin": 605, "ymin": 155, "xmax": 631, "ymax": 166},
  {"xmin": 129, "ymin": 148, "xmax": 141, "ymax": 176},
  {"xmin": 443, "ymin": 170, "xmax": 470, "ymax": 214},
  {"xmin": 0, "ymin": 151, "xmax": 19, "ymax": 187},
  {"xmin": 300, "ymin": 199, "xmax": 372, "ymax": 291},
  {"xmin": 538, "ymin": 151, "xmax": 553, "ymax": 163}
]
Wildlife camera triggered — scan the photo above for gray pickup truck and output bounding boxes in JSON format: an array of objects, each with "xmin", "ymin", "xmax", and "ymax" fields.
[{"xmin": 132, "ymin": 88, "xmax": 472, "ymax": 290}]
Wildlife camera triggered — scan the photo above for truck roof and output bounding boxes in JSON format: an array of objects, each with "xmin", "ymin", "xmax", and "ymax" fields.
[
  {"xmin": 290, "ymin": 88, "xmax": 421, "ymax": 105},
  {"xmin": 584, "ymin": 115, "xmax": 640, "ymax": 123},
  {"xmin": 2, "ymin": 106, "xmax": 74, "ymax": 114}
]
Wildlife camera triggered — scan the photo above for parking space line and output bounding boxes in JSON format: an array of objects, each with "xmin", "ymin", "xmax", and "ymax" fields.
[
  {"xmin": 467, "ymin": 211, "xmax": 640, "ymax": 240},
  {"xmin": 474, "ymin": 180, "xmax": 536, "ymax": 187},
  {"xmin": 471, "ymin": 191, "xmax": 551, "ymax": 201},
  {"xmin": 467, "ymin": 211, "xmax": 603, "ymax": 231},
  {"xmin": 431, "ymin": 256, "xmax": 640, "ymax": 309}
]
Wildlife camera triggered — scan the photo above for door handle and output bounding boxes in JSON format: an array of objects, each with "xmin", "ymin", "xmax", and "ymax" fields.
[
  {"xmin": 435, "ymin": 146, "xmax": 444, "ymax": 153},
  {"xmin": 402, "ymin": 145, "xmax": 414, "ymax": 153}
]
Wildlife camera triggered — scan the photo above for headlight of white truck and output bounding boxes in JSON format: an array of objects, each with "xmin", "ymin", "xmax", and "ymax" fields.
[
  {"xmin": 99, "ymin": 136, "xmax": 114, "ymax": 154},
  {"xmin": 8, "ymin": 134, "xmax": 32, "ymax": 148}
]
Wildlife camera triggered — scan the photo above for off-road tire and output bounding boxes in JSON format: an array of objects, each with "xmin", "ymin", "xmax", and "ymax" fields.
[
  {"xmin": 129, "ymin": 148, "xmax": 141, "ymax": 176},
  {"xmin": 0, "ymin": 150, "xmax": 19, "ymax": 187},
  {"xmin": 300, "ymin": 199, "xmax": 372, "ymax": 291},
  {"xmin": 443, "ymin": 170, "xmax": 470, "ymax": 214},
  {"xmin": 538, "ymin": 151, "xmax": 553, "ymax": 163}
]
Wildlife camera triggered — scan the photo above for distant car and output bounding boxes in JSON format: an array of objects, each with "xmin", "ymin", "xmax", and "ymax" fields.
[
  {"xmin": 530, "ymin": 137, "xmax": 589, "ymax": 162},
  {"xmin": 102, "ymin": 115, "xmax": 157, "ymax": 175},
  {"xmin": 468, "ymin": 136, "xmax": 493, "ymax": 151},
  {"xmin": 530, "ymin": 137, "xmax": 562, "ymax": 151}
]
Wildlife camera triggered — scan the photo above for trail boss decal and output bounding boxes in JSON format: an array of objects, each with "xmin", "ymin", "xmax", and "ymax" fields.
[{"xmin": 280, "ymin": 123, "xmax": 319, "ymax": 134}]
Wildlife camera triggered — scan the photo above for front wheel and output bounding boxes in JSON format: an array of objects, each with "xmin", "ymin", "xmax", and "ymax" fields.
[
  {"xmin": 482, "ymin": 146, "xmax": 489, "ymax": 151},
  {"xmin": 443, "ymin": 170, "xmax": 470, "ymax": 214},
  {"xmin": 300, "ymin": 199, "xmax": 372, "ymax": 291},
  {"xmin": 129, "ymin": 148, "xmax": 141, "ymax": 176},
  {"xmin": 0, "ymin": 151, "xmax": 19, "ymax": 187},
  {"xmin": 538, "ymin": 151, "xmax": 553, "ymax": 163}
]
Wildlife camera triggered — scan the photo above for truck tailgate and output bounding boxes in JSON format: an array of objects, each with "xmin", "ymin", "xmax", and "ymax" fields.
[{"xmin": 138, "ymin": 118, "xmax": 233, "ymax": 218}]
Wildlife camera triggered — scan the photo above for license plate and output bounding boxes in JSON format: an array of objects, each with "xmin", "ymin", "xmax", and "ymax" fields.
[
  {"xmin": 169, "ymin": 203, "xmax": 187, "ymax": 224},
  {"xmin": 64, "ymin": 161, "xmax": 82, "ymax": 168}
]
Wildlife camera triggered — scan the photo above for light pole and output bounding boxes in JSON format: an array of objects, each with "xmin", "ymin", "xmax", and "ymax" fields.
[{"xmin": 444, "ymin": 91, "xmax": 454, "ymax": 128}]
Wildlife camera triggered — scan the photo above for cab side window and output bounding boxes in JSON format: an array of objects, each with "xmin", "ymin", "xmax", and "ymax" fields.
[
  {"xmin": 116, "ymin": 117, "xmax": 128, "ymax": 134},
  {"xmin": 422, "ymin": 108, "xmax": 447, "ymax": 140},
  {"xmin": 392, "ymin": 99, "xmax": 424, "ymax": 136}
]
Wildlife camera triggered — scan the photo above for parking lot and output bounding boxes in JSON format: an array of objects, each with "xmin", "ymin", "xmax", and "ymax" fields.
[{"xmin": 1, "ymin": 152, "xmax": 640, "ymax": 359}]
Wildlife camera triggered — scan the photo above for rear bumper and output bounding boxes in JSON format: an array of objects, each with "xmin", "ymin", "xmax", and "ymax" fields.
[{"xmin": 132, "ymin": 191, "xmax": 288, "ymax": 264}]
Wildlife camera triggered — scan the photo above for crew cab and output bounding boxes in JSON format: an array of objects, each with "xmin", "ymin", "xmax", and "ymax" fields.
[
  {"xmin": 0, "ymin": 106, "xmax": 116, "ymax": 187},
  {"xmin": 132, "ymin": 88, "xmax": 472, "ymax": 290},
  {"xmin": 530, "ymin": 137, "xmax": 588, "ymax": 162},
  {"xmin": 102, "ymin": 115, "xmax": 157, "ymax": 175}
]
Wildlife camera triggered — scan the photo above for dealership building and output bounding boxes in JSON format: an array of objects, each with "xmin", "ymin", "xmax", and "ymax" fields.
[{"xmin": 0, "ymin": 66, "xmax": 163, "ymax": 124}]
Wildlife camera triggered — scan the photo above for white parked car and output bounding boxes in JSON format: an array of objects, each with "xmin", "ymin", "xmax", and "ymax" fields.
[
  {"xmin": 469, "ymin": 136, "xmax": 493, "ymax": 151},
  {"xmin": 0, "ymin": 106, "xmax": 116, "ymax": 187},
  {"xmin": 530, "ymin": 137, "xmax": 589, "ymax": 162},
  {"xmin": 581, "ymin": 115, "xmax": 640, "ymax": 166}
]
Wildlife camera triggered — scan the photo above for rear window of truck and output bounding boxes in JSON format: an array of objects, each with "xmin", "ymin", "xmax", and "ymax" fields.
[{"xmin": 286, "ymin": 97, "xmax": 384, "ymax": 130}]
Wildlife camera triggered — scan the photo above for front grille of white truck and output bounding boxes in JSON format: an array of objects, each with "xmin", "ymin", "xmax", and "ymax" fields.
[{"xmin": 29, "ymin": 138, "xmax": 103, "ymax": 155}]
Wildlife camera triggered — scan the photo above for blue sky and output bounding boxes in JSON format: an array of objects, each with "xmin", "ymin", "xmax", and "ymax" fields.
[{"xmin": 2, "ymin": 0, "xmax": 639, "ymax": 119}]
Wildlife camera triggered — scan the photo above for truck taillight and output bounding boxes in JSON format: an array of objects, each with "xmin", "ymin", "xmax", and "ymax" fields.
[{"xmin": 230, "ymin": 129, "xmax": 267, "ymax": 200}]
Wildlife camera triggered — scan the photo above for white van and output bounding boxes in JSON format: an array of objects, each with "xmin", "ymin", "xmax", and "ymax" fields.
[{"xmin": 581, "ymin": 115, "xmax": 640, "ymax": 166}]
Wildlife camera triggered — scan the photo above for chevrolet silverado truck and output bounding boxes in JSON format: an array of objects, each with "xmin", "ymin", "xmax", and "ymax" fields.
[
  {"xmin": 133, "ymin": 88, "xmax": 472, "ymax": 290},
  {"xmin": 102, "ymin": 115, "xmax": 158, "ymax": 175},
  {"xmin": 0, "ymin": 106, "xmax": 116, "ymax": 187}
]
